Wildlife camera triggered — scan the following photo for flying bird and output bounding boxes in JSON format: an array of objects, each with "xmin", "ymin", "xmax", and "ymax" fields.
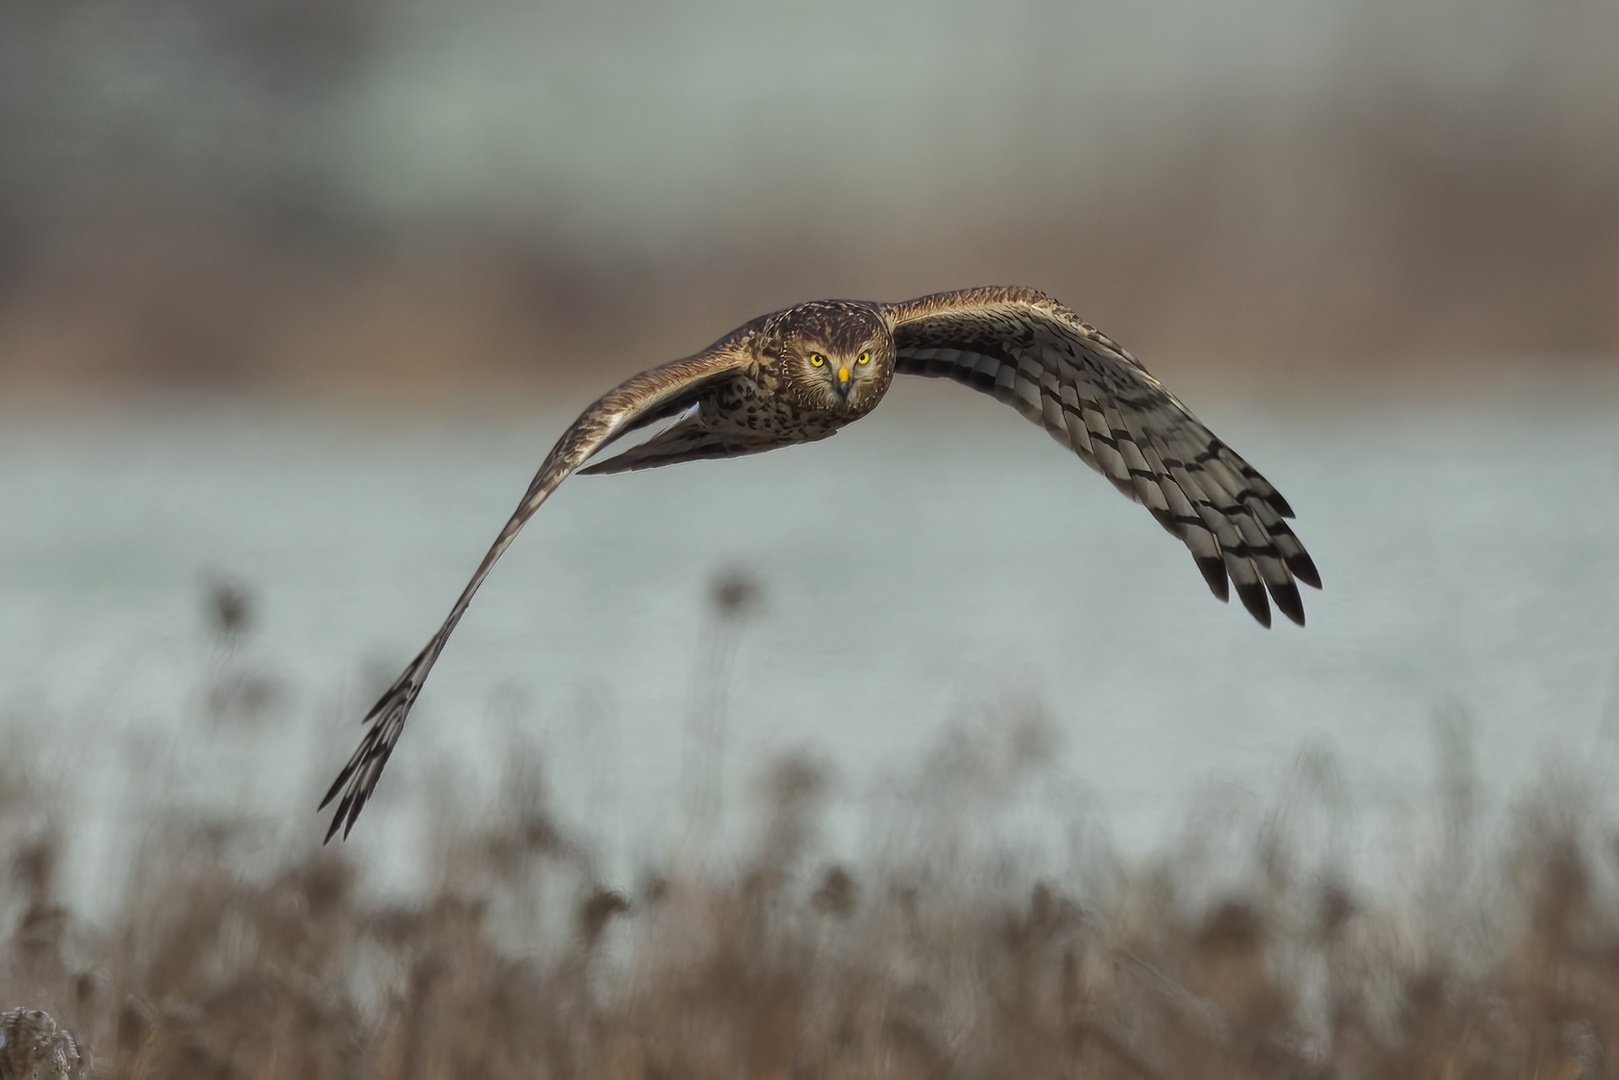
[{"xmin": 321, "ymin": 286, "xmax": 1319, "ymax": 840}]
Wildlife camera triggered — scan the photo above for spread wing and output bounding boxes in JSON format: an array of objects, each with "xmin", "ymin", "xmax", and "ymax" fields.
[
  {"xmin": 885, "ymin": 286, "xmax": 1319, "ymax": 627},
  {"xmin": 320, "ymin": 336, "xmax": 756, "ymax": 841}
]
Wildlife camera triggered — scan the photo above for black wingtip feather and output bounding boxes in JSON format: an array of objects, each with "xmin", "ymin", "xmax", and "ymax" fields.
[
  {"xmin": 323, "ymin": 808, "xmax": 344, "ymax": 845},
  {"xmin": 1269, "ymin": 578, "xmax": 1306, "ymax": 626},
  {"xmin": 323, "ymin": 777, "xmax": 376, "ymax": 844},
  {"xmin": 319, "ymin": 763, "xmax": 353, "ymax": 844},
  {"xmin": 1234, "ymin": 577, "xmax": 1272, "ymax": 627},
  {"xmin": 341, "ymin": 790, "xmax": 369, "ymax": 841},
  {"xmin": 319, "ymin": 652, "xmax": 430, "ymax": 843},
  {"xmin": 322, "ymin": 777, "xmax": 359, "ymax": 844},
  {"xmin": 1195, "ymin": 556, "xmax": 1230, "ymax": 602},
  {"xmin": 1288, "ymin": 550, "xmax": 1322, "ymax": 590}
]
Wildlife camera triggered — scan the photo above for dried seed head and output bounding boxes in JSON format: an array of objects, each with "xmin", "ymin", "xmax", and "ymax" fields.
[
  {"xmin": 577, "ymin": 887, "xmax": 631, "ymax": 947},
  {"xmin": 811, "ymin": 865, "xmax": 857, "ymax": 918},
  {"xmin": 205, "ymin": 578, "xmax": 253, "ymax": 641},
  {"xmin": 710, "ymin": 567, "xmax": 762, "ymax": 620}
]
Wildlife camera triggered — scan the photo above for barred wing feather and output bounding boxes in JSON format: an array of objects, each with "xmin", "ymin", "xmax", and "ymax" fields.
[{"xmin": 885, "ymin": 287, "xmax": 1320, "ymax": 627}]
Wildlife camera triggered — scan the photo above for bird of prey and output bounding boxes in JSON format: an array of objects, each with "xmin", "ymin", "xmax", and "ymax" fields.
[{"xmin": 321, "ymin": 286, "xmax": 1319, "ymax": 840}]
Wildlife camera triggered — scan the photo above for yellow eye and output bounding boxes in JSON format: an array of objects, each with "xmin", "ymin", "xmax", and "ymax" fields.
[
  {"xmin": 857, "ymin": 350, "xmax": 871, "ymax": 365},
  {"xmin": 809, "ymin": 354, "xmax": 825, "ymax": 367}
]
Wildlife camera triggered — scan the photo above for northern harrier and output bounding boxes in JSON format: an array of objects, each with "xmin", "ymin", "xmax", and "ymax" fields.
[{"xmin": 322, "ymin": 286, "xmax": 1319, "ymax": 839}]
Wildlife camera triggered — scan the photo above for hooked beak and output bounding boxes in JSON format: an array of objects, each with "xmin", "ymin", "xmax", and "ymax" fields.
[{"xmin": 836, "ymin": 366, "xmax": 850, "ymax": 397}]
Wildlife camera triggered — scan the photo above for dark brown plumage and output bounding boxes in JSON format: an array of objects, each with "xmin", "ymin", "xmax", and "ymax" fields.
[{"xmin": 320, "ymin": 286, "xmax": 1319, "ymax": 840}]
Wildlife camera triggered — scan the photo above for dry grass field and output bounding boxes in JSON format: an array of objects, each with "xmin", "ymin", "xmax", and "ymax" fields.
[{"xmin": 2, "ymin": 687, "xmax": 1616, "ymax": 1079}]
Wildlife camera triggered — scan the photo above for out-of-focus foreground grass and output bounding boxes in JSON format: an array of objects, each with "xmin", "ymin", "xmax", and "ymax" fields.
[{"xmin": 1, "ymin": 668, "xmax": 1615, "ymax": 1078}]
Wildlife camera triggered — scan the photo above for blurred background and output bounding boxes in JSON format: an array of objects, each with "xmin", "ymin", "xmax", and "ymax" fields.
[
  {"xmin": 1, "ymin": 0, "xmax": 1615, "ymax": 397},
  {"xmin": 2, "ymin": 2, "xmax": 1619, "ymax": 1073}
]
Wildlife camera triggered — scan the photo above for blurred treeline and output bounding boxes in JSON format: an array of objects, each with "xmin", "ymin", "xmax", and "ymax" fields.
[{"xmin": 0, "ymin": 0, "xmax": 1614, "ymax": 398}]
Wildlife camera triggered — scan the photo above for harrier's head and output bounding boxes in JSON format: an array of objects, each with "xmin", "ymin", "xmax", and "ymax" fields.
[{"xmin": 762, "ymin": 301, "xmax": 894, "ymax": 417}]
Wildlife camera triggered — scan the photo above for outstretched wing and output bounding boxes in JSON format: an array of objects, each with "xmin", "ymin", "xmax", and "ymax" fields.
[
  {"xmin": 884, "ymin": 286, "xmax": 1319, "ymax": 626},
  {"xmin": 320, "ymin": 337, "xmax": 756, "ymax": 841}
]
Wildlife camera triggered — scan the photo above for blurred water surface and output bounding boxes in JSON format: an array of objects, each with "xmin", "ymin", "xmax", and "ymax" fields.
[{"xmin": 3, "ymin": 383, "xmax": 1619, "ymax": 915}]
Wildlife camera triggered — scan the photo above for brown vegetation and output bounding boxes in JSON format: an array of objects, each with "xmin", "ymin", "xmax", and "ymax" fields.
[
  {"xmin": 3, "ymin": 574, "xmax": 1615, "ymax": 1078},
  {"xmin": 3, "ymin": 709, "xmax": 1618, "ymax": 1078}
]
